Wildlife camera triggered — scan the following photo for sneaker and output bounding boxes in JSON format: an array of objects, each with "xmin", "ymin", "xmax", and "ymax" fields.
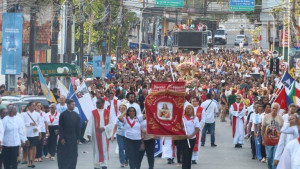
[
  {"xmin": 211, "ymin": 144, "xmax": 217, "ymax": 147},
  {"xmin": 79, "ymin": 142, "xmax": 83, "ymax": 145},
  {"xmin": 192, "ymin": 160, "xmax": 197, "ymax": 164}
]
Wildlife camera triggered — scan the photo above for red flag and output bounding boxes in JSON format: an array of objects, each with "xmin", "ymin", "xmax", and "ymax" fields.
[
  {"xmin": 274, "ymin": 88, "xmax": 288, "ymax": 110},
  {"xmin": 146, "ymin": 82, "xmax": 186, "ymax": 137}
]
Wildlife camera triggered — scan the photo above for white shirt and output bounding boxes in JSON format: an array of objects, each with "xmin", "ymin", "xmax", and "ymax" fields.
[
  {"xmin": 22, "ymin": 111, "xmax": 41, "ymax": 137},
  {"xmin": 140, "ymin": 119, "xmax": 153, "ymax": 140},
  {"xmin": 283, "ymin": 114, "xmax": 289, "ymax": 123},
  {"xmin": 125, "ymin": 102, "xmax": 142, "ymax": 117},
  {"xmin": 183, "ymin": 116, "xmax": 200, "ymax": 139},
  {"xmin": 56, "ymin": 103, "xmax": 67, "ymax": 113},
  {"xmin": 0, "ymin": 119, "xmax": 3, "ymax": 143},
  {"xmin": 123, "ymin": 115, "xmax": 143, "ymax": 140},
  {"xmin": 37, "ymin": 111, "xmax": 47, "ymax": 133},
  {"xmin": 277, "ymin": 138, "xmax": 300, "ymax": 169},
  {"xmin": 47, "ymin": 111, "xmax": 60, "ymax": 126},
  {"xmin": 2, "ymin": 115, "xmax": 27, "ymax": 146},
  {"xmin": 249, "ymin": 112, "xmax": 257, "ymax": 132},
  {"xmin": 201, "ymin": 99, "xmax": 218, "ymax": 123}
]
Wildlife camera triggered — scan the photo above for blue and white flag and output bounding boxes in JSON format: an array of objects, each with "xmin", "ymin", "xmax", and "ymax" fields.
[
  {"xmin": 67, "ymin": 82, "xmax": 94, "ymax": 125},
  {"xmin": 279, "ymin": 71, "xmax": 294, "ymax": 88},
  {"xmin": 154, "ymin": 139, "xmax": 163, "ymax": 157}
]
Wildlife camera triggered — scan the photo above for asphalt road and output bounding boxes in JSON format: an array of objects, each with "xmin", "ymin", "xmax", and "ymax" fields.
[
  {"xmin": 19, "ymin": 116, "xmax": 267, "ymax": 169},
  {"xmin": 213, "ymin": 30, "xmax": 253, "ymax": 50}
]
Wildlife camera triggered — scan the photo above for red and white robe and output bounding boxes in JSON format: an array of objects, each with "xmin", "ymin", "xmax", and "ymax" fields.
[
  {"xmin": 230, "ymin": 102, "xmax": 246, "ymax": 145},
  {"xmin": 108, "ymin": 99, "xmax": 120, "ymax": 118},
  {"xmin": 84, "ymin": 109, "xmax": 114, "ymax": 168},
  {"xmin": 192, "ymin": 106, "xmax": 204, "ymax": 161}
]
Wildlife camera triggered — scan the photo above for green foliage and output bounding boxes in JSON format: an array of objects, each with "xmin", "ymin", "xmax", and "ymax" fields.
[{"xmin": 74, "ymin": 0, "xmax": 138, "ymax": 55}]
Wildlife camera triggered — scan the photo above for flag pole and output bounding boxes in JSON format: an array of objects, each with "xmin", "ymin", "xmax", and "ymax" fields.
[{"xmin": 182, "ymin": 118, "xmax": 191, "ymax": 148}]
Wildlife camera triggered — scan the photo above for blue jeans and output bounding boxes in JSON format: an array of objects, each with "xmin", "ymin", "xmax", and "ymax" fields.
[
  {"xmin": 254, "ymin": 134, "xmax": 262, "ymax": 160},
  {"xmin": 201, "ymin": 122, "xmax": 215, "ymax": 145},
  {"xmin": 117, "ymin": 134, "xmax": 128, "ymax": 164},
  {"xmin": 265, "ymin": 145, "xmax": 277, "ymax": 169}
]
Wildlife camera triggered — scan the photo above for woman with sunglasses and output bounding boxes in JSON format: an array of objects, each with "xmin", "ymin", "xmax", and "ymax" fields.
[
  {"xmin": 118, "ymin": 107, "xmax": 144, "ymax": 169},
  {"xmin": 35, "ymin": 102, "xmax": 48, "ymax": 162},
  {"xmin": 46, "ymin": 103, "xmax": 59, "ymax": 161},
  {"xmin": 179, "ymin": 104, "xmax": 200, "ymax": 169}
]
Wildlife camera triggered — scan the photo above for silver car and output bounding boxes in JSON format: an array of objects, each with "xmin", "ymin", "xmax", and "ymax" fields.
[{"xmin": 234, "ymin": 35, "xmax": 248, "ymax": 46}]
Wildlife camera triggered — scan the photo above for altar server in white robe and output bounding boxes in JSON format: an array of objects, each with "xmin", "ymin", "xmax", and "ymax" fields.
[
  {"xmin": 230, "ymin": 95, "xmax": 246, "ymax": 148},
  {"xmin": 277, "ymin": 137, "xmax": 300, "ymax": 169},
  {"xmin": 84, "ymin": 98, "xmax": 114, "ymax": 169}
]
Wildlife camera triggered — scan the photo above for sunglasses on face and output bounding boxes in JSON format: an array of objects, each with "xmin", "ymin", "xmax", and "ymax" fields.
[{"xmin": 96, "ymin": 102, "xmax": 102, "ymax": 104}]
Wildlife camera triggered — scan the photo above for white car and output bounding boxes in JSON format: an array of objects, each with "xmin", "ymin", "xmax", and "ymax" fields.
[{"xmin": 234, "ymin": 35, "xmax": 248, "ymax": 46}]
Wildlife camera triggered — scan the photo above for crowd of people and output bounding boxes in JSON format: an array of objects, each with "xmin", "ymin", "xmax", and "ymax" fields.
[{"xmin": 0, "ymin": 47, "xmax": 299, "ymax": 169}]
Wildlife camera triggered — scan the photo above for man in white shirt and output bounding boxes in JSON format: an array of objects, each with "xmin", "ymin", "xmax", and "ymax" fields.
[
  {"xmin": 56, "ymin": 95, "xmax": 67, "ymax": 113},
  {"xmin": 22, "ymin": 102, "xmax": 42, "ymax": 168},
  {"xmin": 200, "ymin": 94, "xmax": 218, "ymax": 147},
  {"xmin": 125, "ymin": 93, "xmax": 142, "ymax": 117},
  {"xmin": 248, "ymin": 103, "xmax": 258, "ymax": 159}
]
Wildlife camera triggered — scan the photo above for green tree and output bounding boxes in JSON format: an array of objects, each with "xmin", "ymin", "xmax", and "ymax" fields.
[{"xmin": 74, "ymin": 0, "xmax": 137, "ymax": 56}]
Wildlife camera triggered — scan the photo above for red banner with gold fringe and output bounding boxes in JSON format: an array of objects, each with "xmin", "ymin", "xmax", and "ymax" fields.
[{"xmin": 146, "ymin": 82, "xmax": 186, "ymax": 136}]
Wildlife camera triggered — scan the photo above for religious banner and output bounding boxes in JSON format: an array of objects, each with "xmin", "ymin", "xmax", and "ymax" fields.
[
  {"xmin": 145, "ymin": 82, "xmax": 186, "ymax": 136},
  {"xmin": 151, "ymin": 82, "xmax": 186, "ymax": 93}
]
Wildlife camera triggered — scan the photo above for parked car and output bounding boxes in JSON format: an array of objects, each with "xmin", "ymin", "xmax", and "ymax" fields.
[
  {"xmin": 234, "ymin": 34, "xmax": 248, "ymax": 46},
  {"xmin": 1, "ymin": 95, "xmax": 50, "ymax": 107},
  {"xmin": 2, "ymin": 100, "xmax": 30, "ymax": 113}
]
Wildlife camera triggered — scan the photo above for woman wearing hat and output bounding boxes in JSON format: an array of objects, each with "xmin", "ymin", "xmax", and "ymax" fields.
[
  {"xmin": 179, "ymin": 104, "xmax": 200, "ymax": 169},
  {"xmin": 46, "ymin": 103, "xmax": 60, "ymax": 160}
]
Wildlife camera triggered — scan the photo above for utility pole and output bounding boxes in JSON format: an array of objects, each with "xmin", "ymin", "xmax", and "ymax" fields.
[
  {"xmin": 79, "ymin": 0, "xmax": 84, "ymax": 75},
  {"xmin": 108, "ymin": 5, "xmax": 112, "ymax": 57},
  {"xmin": 28, "ymin": 2, "xmax": 37, "ymax": 94},
  {"xmin": 116, "ymin": 0, "xmax": 124, "ymax": 64},
  {"xmin": 65, "ymin": 0, "xmax": 73, "ymax": 63},
  {"xmin": 102, "ymin": 0, "xmax": 109, "ymax": 78},
  {"xmin": 141, "ymin": 0, "xmax": 145, "ymax": 43},
  {"xmin": 51, "ymin": 0, "xmax": 60, "ymax": 63},
  {"xmin": 152, "ymin": 17, "xmax": 156, "ymax": 45},
  {"xmin": 287, "ymin": 0, "xmax": 291, "ymax": 69}
]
